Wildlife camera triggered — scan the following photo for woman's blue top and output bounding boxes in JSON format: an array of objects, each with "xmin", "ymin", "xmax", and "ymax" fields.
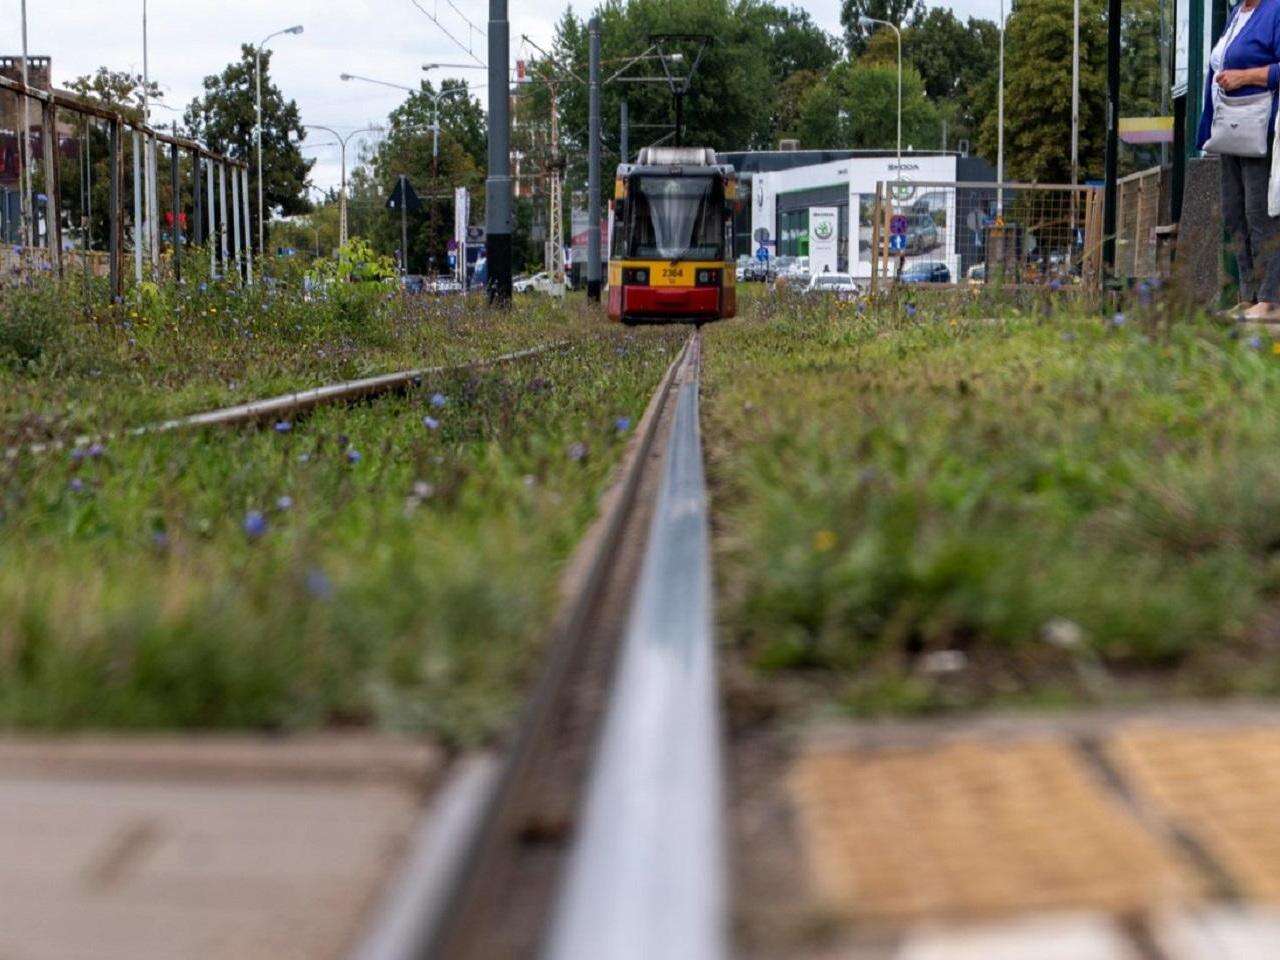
[{"xmin": 1196, "ymin": 0, "xmax": 1280, "ymax": 150}]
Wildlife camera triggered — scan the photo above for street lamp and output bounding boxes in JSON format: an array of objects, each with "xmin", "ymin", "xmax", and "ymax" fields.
[
  {"xmin": 340, "ymin": 73, "xmax": 479, "ymax": 176},
  {"xmin": 859, "ymin": 16, "xmax": 902, "ymax": 180},
  {"xmin": 304, "ymin": 124, "xmax": 383, "ymax": 246},
  {"xmin": 422, "ymin": 62, "xmax": 488, "ymax": 72},
  {"xmin": 256, "ymin": 24, "xmax": 304, "ymax": 256},
  {"xmin": 998, "ymin": 0, "xmax": 1006, "ymax": 212}
]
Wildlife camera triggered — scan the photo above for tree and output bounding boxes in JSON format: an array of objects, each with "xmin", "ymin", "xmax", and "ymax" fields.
[
  {"xmin": 841, "ymin": 0, "xmax": 924, "ymax": 58},
  {"xmin": 184, "ymin": 45, "xmax": 313, "ymax": 246},
  {"xmin": 977, "ymin": 0, "xmax": 1106, "ymax": 183},
  {"xmin": 67, "ymin": 67, "xmax": 163, "ymax": 122},
  {"xmin": 788, "ymin": 60, "xmax": 939, "ymax": 151}
]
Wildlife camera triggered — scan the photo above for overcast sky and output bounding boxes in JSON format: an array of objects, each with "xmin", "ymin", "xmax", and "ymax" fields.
[{"xmin": 3, "ymin": 0, "xmax": 1002, "ymax": 191}]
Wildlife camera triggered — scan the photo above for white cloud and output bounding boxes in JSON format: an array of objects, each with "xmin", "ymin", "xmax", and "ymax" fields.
[{"xmin": 1, "ymin": 0, "xmax": 1002, "ymax": 190}]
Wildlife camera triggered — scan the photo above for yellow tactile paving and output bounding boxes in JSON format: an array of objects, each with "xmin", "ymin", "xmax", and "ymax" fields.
[
  {"xmin": 1109, "ymin": 726, "xmax": 1280, "ymax": 903},
  {"xmin": 788, "ymin": 739, "xmax": 1202, "ymax": 923}
]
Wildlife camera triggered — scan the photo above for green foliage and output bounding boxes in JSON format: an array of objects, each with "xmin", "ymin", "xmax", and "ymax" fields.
[
  {"xmin": 0, "ymin": 283, "xmax": 67, "ymax": 369},
  {"xmin": 706, "ymin": 294, "xmax": 1280, "ymax": 716},
  {"xmin": 312, "ymin": 237, "xmax": 398, "ymax": 284},
  {"xmin": 184, "ymin": 45, "xmax": 314, "ymax": 245},
  {"xmin": 66, "ymin": 67, "xmax": 164, "ymax": 121},
  {"xmin": 790, "ymin": 61, "xmax": 940, "ymax": 150},
  {"xmin": 0, "ymin": 287, "xmax": 683, "ymax": 742},
  {"xmin": 841, "ymin": 0, "xmax": 925, "ymax": 57},
  {"xmin": 977, "ymin": 0, "xmax": 1107, "ymax": 183}
]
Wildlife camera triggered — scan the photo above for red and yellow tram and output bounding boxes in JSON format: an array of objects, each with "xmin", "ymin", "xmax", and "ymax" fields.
[{"xmin": 606, "ymin": 147, "xmax": 737, "ymax": 325}]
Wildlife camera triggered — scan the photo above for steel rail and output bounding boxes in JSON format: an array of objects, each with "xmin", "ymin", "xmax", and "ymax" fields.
[
  {"xmin": 545, "ymin": 331, "xmax": 725, "ymax": 960},
  {"xmin": 351, "ymin": 331, "xmax": 698, "ymax": 960},
  {"xmin": 4, "ymin": 341, "xmax": 568, "ymax": 461}
]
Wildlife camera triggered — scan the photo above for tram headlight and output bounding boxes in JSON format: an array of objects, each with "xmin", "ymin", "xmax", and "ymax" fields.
[
  {"xmin": 695, "ymin": 269, "xmax": 720, "ymax": 287},
  {"xmin": 622, "ymin": 267, "xmax": 650, "ymax": 285}
]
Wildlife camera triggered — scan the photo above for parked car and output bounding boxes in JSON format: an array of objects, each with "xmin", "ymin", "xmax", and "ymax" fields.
[
  {"xmin": 514, "ymin": 271, "xmax": 562, "ymax": 295},
  {"xmin": 965, "ymin": 262, "xmax": 986, "ymax": 284},
  {"xmin": 906, "ymin": 215, "xmax": 940, "ymax": 254},
  {"xmin": 900, "ymin": 261, "xmax": 951, "ymax": 284},
  {"xmin": 431, "ymin": 275, "xmax": 464, "ymax": 294},
  {"xmin": 806, "ymin": 273, "xmax": 860, "ymax": 300}
]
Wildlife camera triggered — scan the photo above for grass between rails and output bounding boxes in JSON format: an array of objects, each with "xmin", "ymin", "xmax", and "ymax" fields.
[
  {"xmin": 0, "ymin": 321, "xmax": 686, "ymax": 744},
  {"xmin": 0, "ymin": 273, "xmax": 575, "ymax": 446},
  {"xmin": 704, "ymin": 290, "xmax": 1280, "ymax": 718}
]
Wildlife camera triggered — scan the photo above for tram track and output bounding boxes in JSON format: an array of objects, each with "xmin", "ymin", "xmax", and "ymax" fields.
[
  {"xmin": 352, "ymin": 327, "xmax": 725, "ymax": 960},
  {"xmin": 3, "ymin": 340, "xmax": 569, "ymax": 461}
]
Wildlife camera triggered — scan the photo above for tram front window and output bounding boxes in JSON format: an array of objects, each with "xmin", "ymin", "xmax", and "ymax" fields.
[{"xmin": 627, "ymin": 176, "xmax": 724, "ymax": 260}]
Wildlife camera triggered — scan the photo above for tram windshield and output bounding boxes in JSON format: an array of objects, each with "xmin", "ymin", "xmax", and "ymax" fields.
[{"xmin": 625, "ymin": 176, "xmax": 725, "ymax": 260}]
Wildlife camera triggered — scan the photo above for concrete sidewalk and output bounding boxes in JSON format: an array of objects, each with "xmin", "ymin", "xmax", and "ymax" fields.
[{"xmin": 0, "ymin": 735, "xmax": 439, "ymax": 960}]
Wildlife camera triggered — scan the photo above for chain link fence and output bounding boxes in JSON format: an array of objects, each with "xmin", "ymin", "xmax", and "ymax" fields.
[{"xmin": 869, "ymin": 181, "xmax": 1104, "ymax": 296}]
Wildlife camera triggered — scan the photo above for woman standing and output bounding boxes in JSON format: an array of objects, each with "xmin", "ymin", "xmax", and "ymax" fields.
[{"xmin": 1197, "ymin": 0, "xmax": 1280, "ymax": 319}]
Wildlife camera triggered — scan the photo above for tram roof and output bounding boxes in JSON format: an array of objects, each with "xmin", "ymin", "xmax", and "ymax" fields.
[{"xmin": 619, "ymin": 146, "xmax": 736, "ymax": 178}]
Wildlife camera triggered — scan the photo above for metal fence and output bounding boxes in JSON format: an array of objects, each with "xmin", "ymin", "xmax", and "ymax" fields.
[
  {"xmin": 869, "ymin": 180, "xmax": 1104, "ymax": 296},
  {"xmin": 0, "ymin": 72, "xmax": 251, "ymax": 300},
  {"xmin": 1115, "ymin": 165, "xmax": 1167, "ymax": 282}
]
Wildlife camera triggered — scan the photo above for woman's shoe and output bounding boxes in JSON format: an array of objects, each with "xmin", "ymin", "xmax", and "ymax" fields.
[
  {"xmin": 1242, "ymin": 301, "xmax": 1280, "ymax": 322},
  {"xmin": 1220, "ymin": 300, "xmax": 1257, "ymax": 321}
]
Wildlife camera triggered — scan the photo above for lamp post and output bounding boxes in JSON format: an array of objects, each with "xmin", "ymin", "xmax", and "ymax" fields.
[
  {"xmin": 256, "ymin": 25, "xmax": 304, "ymax": 256},
  {"xmin": 340, "ymin": 73, "xmax": 478, "ymax": 177},
  {"xmin": 304, "ymin": 124, "xmax": 382, "ymax": 246},
  {"xmin": 859, "ymin": 16, "xmax": 902, "ymax": 180},
  {"xmin": 998, "ymin": 0, "xmax": 1006, "ymax": 213}
]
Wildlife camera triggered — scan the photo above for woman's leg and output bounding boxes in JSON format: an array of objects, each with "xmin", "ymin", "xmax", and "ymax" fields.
[
  {"xmin": 1241, "ymin": 153, "xmax": 1280, "ymax": 304},
  {"xmin": 1222, "ymin": 154, "xmax": 1257, "ymax": 303}
]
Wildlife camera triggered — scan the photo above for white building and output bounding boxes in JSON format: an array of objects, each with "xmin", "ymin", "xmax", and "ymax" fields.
[{"xmin": 719, "ymin": 149, "xmax": 996, "ymax": 281}]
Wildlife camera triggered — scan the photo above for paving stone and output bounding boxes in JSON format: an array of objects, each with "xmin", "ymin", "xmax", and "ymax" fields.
[
  {"xmin": 788, "ymin": 739, "xmax": 1201, "ymax": 922},
  {"xmin": 0, "ymin": 738, "xmax": 428, "ymax": 960},
  {"xmin": 1154, "ymin": 905, "xmax": 1280, "ymax": 960},
  {"xmin": 1108, "ymin": 726, "xmax": 1280, "ymax": 903},
  {"xmin": 894, "ymin": 912, "xmax": 1141, "ymax": 960}
]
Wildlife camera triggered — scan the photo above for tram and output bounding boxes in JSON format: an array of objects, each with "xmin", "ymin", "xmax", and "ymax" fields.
[{"xmin": 607, "ymin": 147, "xmax": 737, "ymax": 324}]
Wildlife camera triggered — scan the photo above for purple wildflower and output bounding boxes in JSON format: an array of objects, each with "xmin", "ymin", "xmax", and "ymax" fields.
[
  {"xmin": 68, "ymin": 477, "xmax": 85, "ymax": 493},
  {"xmin": 243, "ymin": 510, "xmax": 268, "ymax": 538},
  {"xmin": 615, "ymin": 416, "xmax": 631, "ymax": 432},
  {"xmin": 276, "ymin": 495, "xmax": 294, "ymax": 511},
  {"xmin": 423, "ymin": 416, "xmax": 440, "ymax": 431},
  {"xmin": 906, "ymin": 303, "xmax": 917, "ymax": 318},
  {"xmin": 346, "ymin": 449, "xmax": 362, "ymax": 464},
  {"xmin": 69, "ymin": 447, "xmax": 86, "ymax": 463},
  {"xmin": 1111, "ymin": 312, "xmax": 1126, "ymax": 327},
  {"xmin": 274, "ymin": 420, "xmax": 292, "ymax": 433},
  {"xmin": 87, "ymin": 442, "xmax": 106, "ymax": 459},
  {"xmin": 1249, "ymin": 335, "xmax": 1264, "ymax": 350},
  {"xmin": 430, "ymin": 393, "xmax": 448, "ymax": 408}
]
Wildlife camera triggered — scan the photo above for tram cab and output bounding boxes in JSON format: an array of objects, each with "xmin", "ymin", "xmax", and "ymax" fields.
[{"xmin": 607, "ymin": 147, "xmax": 737, "ymax": 324}]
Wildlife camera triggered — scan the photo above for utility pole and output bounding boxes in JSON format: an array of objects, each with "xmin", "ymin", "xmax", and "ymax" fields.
[
  {"xmin": 1071, "ymin": 0, "xmax": 1080, "ymax": 188},
  {"xmin": 549, "ymin": 80, "xmax": 566, "ymax": 295},
  {"xmin": 620, "ymin": 99, "xmax": 629, "ymax": 165},
  {"xmin": 399, "ymin": 173, "xmax": 409, "ymax": 276},
  {"xmin": 1103, "ymin": 0, "xmax": 1120, "ymax": 271},
  {"xmin": 997, "ymin": 0, "xmax": 1005, "ymax": 214},
  {"xmin": 587, "ymin": 15, "xmax": 602, "ymax": 303},
  {"xmin": 486, "ymin": 0, "xmax": 513, "ymax": 305},
  {"xmin": 19, "ymin": 0, "xmax": 33, "ymax": 246}
]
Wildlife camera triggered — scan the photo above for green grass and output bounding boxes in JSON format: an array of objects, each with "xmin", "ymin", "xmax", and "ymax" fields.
[
  {"xmin": 704, "ymin": 289, "xmax": 1280, "ymax": 717},
  {"xmin": 0, "ymin": 281, "xmax": 685, "ymax": 744},
  {"xmin": 0, "ymin": 272, "xmax": 573, "ymax": 446}
]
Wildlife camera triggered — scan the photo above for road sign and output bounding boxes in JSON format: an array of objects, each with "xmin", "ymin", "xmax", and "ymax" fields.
[
  {"xmin": 386, "ymin": 177, "xmax": 423, "ymax": 213},
  {"xmin": 889, "ymin": 234, "xmax": 907, "ymax": 253},
  {"xmin": 753, "ymin": 226, "xmax": 771, "ymax": 243},
  {"xmin": 756, "ymin": 246, "xmax": 769, "ymax": 261},
  {"xmin": 447, "ymin": 253, "xmax": 457, "ymax": 268},
  {"xmin": 889, "ymin": 214, "xmax": 908, "ymax": 236}
]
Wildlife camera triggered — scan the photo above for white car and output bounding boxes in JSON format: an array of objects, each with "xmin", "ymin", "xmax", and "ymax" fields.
[
  {"xmin": 786, "ymin": 256, "xmax": 810, "ymax": 280},
  {"xmin": 431, "ymin": 275, "xmax": 464, "ymax": 295},
  {"xmin": 513, "ymin": 271, "xmax": 562, "ymax": 295},
  {"xmin": 806, "ymin": 273, "xmax": 860, "ymax": 300}
]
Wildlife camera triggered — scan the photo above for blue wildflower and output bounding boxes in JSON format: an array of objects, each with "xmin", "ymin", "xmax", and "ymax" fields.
[
  {"xmin": 274, "ymin": 420, "xmax": 292, "ymax": 433},
  {"xmin": 615, "ymin": 417, "xmax": 631, "ymax": 432},
  {"xmin": 430, "ymin": 393, "xmax": 448, "ymax": 408},
  {"xmin": 906, "ymin": 303, "xmax": 917, "ymax": 318},
  {"xmin": 276, "ymin": 495, "xmax": 294, "ymax": 511},
  {"xmin": 68, "ymin": 477, "xmax": 85, "ymax": 493},
  {"xmin": 305, "ymin": 567, "xmax": 333, "ymax": 599},
  {"xmin": 243, "ymin": 510, "xmax": 268, "ymax": 538},
  {"xmin": 1111, "ymin": 312, "xmax": 1126, "ymax": 327},
  {"xmin": 1249, "ymin": 335, "xmax": 1264, "ymax": 350},
  {"xmin": 423, "ymin": 416, "xmax": 440, "ymax": 431},
  {"xmin": 87, "ymin": 442, "xmax": 106, "ymax": 459},
  {"xmin": 69, "ymin": 447, "xmax": 86, "ymax": 463},
  {"xmin": 346, "ymin": 449, "xmax": 362, "ymax": 464}
]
